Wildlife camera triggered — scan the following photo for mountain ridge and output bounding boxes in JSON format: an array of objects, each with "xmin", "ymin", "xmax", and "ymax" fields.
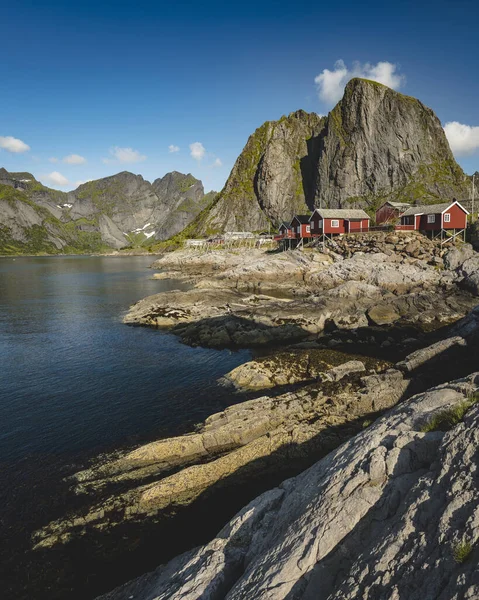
[{"xmin": 0, "ymin": 169, "xmax": 215, "ymax": 255}]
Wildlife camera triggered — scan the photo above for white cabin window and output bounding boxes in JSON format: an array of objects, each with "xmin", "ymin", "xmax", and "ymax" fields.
[
  {"xmin": 331, "ymin": 220, "xmax": 339, "ymax": 228},
  {"xmin": 297, "ymin": 225, "xmax": 300, "ymax": 233},
  {"xmin": 427, "ymin": 214, "xmax": 436, "ymax": 223},
  {"xmin": 444, "ymin": 213, "xmax": 451, "ymax": 223},
  {"xmin": 306, "ymin": 225, "xmax": 310, "ymax": 233}
]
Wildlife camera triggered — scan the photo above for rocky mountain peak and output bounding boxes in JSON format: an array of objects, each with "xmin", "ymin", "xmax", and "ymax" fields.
[{"xmin": 185, "ymin": 81, "xmax": 467, "ymax": 236}]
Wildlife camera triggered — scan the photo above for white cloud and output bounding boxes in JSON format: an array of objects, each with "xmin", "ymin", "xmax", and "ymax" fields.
[
  {"xmin": 314, "ymin": 60, "xmax": 405, "ymax": 106},
  {"xmin": 105, "ymin": 146, "xmax": 147, "ymax": 164},
  {"xmin": 49, "ymin": 157, "xmax": 59, "ymax": 163},
  {"xmin": 211, "ymin": 158, "xmax": 222, "ymax": 167},
  {"xmin": 63, "ymin": 153, "xmax": 86, "ymax": 165},
  {"xmin": 0, "ymin": 135, "xmax": 30, "ymax": 153},
  {"xmin": 44, "ymin": 171, "xmax": 69, "ymax": 187},
  {"xmin": 190, "ymin": 142, "xmax": 206, "ymax": 161},
  {"xmin": 168, "ymin": 145, "xmax": 180, "ymax": 153},
  {"xmin": 444, "ymin": 121, "xmax": 479, "ymax": 156}
]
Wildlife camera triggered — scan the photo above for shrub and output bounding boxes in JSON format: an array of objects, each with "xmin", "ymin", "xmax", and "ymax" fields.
[{"xmin": 421, "ymin": 392, "xmax": 479, "ymax": 433}]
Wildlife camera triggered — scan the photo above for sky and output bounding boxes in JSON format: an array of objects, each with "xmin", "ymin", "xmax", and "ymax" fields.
[{"xmin": 1, "ymin": 0, "xmax": 478, "ymax": 193}]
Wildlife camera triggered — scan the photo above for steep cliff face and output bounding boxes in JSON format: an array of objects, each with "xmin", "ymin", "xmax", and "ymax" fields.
[
  {"xmin": 191, "ymin": 78, "xmax": 467, "ymax": 235},
  {"xmin": 152, "ymin": 172, "xmax": 212, "ymax": 239},
  {"xmin": 313, "ymin": 78, "xmax": 466, "ymax": 208},
  {"xmin": 204, "ymin": 110, "xmax": 325, "ymax": 233},
  {"xmin": 0, "ymin": 169, "xmax": 213, "ymax": 254}
]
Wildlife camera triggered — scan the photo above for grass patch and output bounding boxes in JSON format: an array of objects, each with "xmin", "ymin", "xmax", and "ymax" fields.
[
  {"xmin": 421, "ymin": 392, "xmax": 479, "ymax": 433},
  {"xmin": 453, "ymin": 539, "xmax": 473, "ymax": 564}
]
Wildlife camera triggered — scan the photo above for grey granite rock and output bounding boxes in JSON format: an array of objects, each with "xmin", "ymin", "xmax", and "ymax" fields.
[{"xmin": 97, "ymin": 374, "xmax": 479, "ymax": 600}]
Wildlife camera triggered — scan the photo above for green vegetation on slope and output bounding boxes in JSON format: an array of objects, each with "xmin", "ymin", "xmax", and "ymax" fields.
[{"xmin": 0, "ymin": 184, "xmax": 109, "ymax": 256}]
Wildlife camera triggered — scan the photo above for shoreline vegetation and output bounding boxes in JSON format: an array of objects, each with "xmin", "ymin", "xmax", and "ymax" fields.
[{"xmin": 5, "ymin": 231, "xmax": 479, "ymax": 599}]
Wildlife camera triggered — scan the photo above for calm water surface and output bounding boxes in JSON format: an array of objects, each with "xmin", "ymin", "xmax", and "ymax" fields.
[{"xmin": 0, "ymin": 255, "xmax": 250, "ymax": 464}]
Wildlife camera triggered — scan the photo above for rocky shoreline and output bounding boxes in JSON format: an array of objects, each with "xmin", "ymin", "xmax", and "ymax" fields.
[{"xmin": 23, "ymin": 233, "xmax": 479, "ymax": 599}]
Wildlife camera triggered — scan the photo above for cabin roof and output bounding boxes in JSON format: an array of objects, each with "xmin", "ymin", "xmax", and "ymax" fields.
[
  {"xmin": 401, "ymin": 200, "xmax": 468, "ymax": 217},
  {"xmin": 279, "ymin": 221, "xmax": 291, "ymax": 229},
  {"xmin": 312, "ymin": 208, "xmax": 370, "ymax": 220},
  {"xmin": 291, "ymin": 215, "xmax": 311, "ymax": 224}
]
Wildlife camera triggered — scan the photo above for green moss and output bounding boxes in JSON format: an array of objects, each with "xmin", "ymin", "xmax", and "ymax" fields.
[
  {"xmin": 453, "ymin": 540, "xmax": 473, "ymax": 563},
  {"xmin": 0, "ymin": 184, "xmax": 30, "ymax": 207}
]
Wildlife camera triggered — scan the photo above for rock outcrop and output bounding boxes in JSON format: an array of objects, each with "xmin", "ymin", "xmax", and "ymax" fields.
[
  {"xmin": 223, "ymin": 350, "xmax": 369, "ymax": 391},
  {"xmin": 124, "ymin": 234, "xmax": 477, "ymax": 348},
  {"xmin": 99, "ymin": 373, "xmax": 479, "ymax": 600},
  {"xmin": 32, "ymin": 358, "xmax": 405, "ymax": 550},
  {"xmin": 186, "ymin": 79, "xmax": 468, "ymax": 235}
]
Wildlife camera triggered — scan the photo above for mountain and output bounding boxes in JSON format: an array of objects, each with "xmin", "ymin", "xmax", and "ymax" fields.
[
  {"xmin": 0, "ymin": 169, "xmax": 214, "ymax": 255},
  {"xmin": 184, "ymin": 78, "xmax": 468, "ymax": 235}
]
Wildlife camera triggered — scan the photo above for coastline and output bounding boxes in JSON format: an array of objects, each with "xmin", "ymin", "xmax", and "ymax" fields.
[{"xmin": 6, "ymin": 233, "xmax": 479, "ymax": 599}]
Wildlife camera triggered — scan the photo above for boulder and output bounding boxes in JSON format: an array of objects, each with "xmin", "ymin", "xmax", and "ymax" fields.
[
  {"xmin": 396, "ymin": 336, "xmax": 467, "ymax": 372},
  {"xmin": 323, "ymin": 360, "xmax": 366, "ymax": 382},
  {"xmin": 459, "ymin": 255, "xmax": 479, "ymax": 296},
  {"xmin": 443, "ymin": 244, "xmax": 475, "ymax": 271},
  {"xmin": 367, "ymin": 304, "xmax": 400, "ymax": 326}
]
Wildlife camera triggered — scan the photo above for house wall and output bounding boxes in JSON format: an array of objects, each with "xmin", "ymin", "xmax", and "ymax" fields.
[
  {"xmin": 419, "ymin": 213, "xmax": 442, "ymax": 231},
  {"xmin": 401, "ymin": 215, "xmax": 415, "ymax": 226},
  {"xmin": 301, "ymin": 223, "xmax": 311, "ymax": 238},
  {"xmin": 310, "ymin": 213, "xmax": 322, "ymax": 235},
  {"xmin": 310, "ymin": 214, "xmax": 369, "ymax": 235},
  {"xmin": 376, "ymin": 205, "xmax": 399, "ymax": 225},
  {"xmin": 290, "ymin": 219, "xmax": 301, "ymax": 238},
  {"xmin": 347, "ymin": 219, "xmax": 370, "ymax": 233},
  {"xmin": 443, "ymin": 203, "xmax": 467, "ymax": 229},
  {"xmin": 324, "ymin": 218, "xmax": 347, "ymax": 234}
]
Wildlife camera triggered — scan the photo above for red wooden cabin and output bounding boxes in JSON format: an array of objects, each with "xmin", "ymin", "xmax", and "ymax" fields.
[
  {"xmin": 375, "ymin": 201, "xmax": 411, "ymax": 225},
  {"xmin": 278, "ymin": 221, "xmax": 292, "ymax": 238},
  {"xmin": 290, "ymin": 215, "xmax": 312, "ymax": 239},
  {"xmin": 309, "ymin": 209, "xmax": 370, "ymax": 236},
  {"xmin": 398, "ymin": 200, "xmax": 468, "ymax": 234}
]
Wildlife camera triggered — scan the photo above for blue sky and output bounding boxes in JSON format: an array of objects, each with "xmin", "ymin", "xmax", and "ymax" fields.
[{"xmin": 1, "ymin": 0, "xmax": 478, "ymax": 192}]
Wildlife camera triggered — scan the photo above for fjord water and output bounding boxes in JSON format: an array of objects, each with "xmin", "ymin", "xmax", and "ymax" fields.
[{"xmin": 0, "ymin": 255, "xmax": 250, "ymax": 464}]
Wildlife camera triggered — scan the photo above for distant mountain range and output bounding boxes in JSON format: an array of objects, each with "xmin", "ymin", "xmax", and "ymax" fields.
[{"xmin": 0, "ymin": 168, "xmax": 215, "ymax": 255}]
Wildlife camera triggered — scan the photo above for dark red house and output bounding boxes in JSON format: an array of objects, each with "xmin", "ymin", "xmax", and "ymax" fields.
[
  {"xmin": 375, "ymin": 201, "xmax": 411, "ymax": 225},
  {"xmin": 274, "ymin": 221, "xmax": 294, "ymax": 242},
  {"xmin": 290, "ymin": 215, "xmax": 312, "ymax": 239},
  {"xmin": 278, "ymin": 221, "xmax": 292, "ymax": 237},
  {"xmin": 398, "ymin": 200, "xmax": 469, "ymax": 241},
  {"xmin": 309, "ymin": 209, "xmax": 370, "ymax": 237}
]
